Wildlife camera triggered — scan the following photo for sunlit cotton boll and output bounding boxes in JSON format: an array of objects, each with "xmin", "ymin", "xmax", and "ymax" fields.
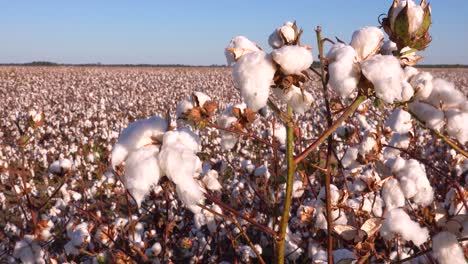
[
  {"xmin": 111, "ymin": 116, "xmax": 167, "ymax": 168},
  {"xmin": 427, "ymin": 78, "xmax": 467, "ymax": 110},
  {"xmin": 381, "ymin": 40, "xmax": 397, "ymax": 55},
  {"xmin": 271, "ymin": 45, "xmax": 313, "ymax": 75},
  {"xmin": 225, "ymin": 36, "xmax": 261, "ymax": 66},
  {"xmin": 385, "ymin": 109, "xmax": 412, "ymax": 134},
  {"xmin": 13, "ymin": 235, "xmax": 45, "ymax": 264},
  {"xmin": 409, "ymin": 101, "xmax": 445, "ymax": 131},
  {"xmin": 410, "ymin": 71, "xmax": 433, "ymax": 100},
  {"xmin": 218, "ymin": 103, "xmax": 246, "ymax": 150},
  {"xmin": 361, "ymin": 55, "xmax": 405, "ymax": 103},
  {"xmin": 382, "ymin": 178, "xmax": 405, "ymax": 210},
  {"xmin": 350, "ymin": 26, "xmax": 384, "ymax": 60},
  {"xmin": 268, "ymin": 21, "xmax": 296, "ymax": 48},
  {"xmin": 232, "ymin": 51, "xmax": 276, "ymax": 111},
  {"xmin": 380, "ymin": 208, "xmax": 429, "ymax": 246},
  {"xmin": 432, "ymin": 231, "xmax": 467, "ymax": 264},
  {"xmin": 445, "ymin": 109, "xmax": 468, "ymax": 144},
  {"xmin": 124, "ymin": 145, "xmax": 161, "ymax": 206},
  {"xmin": 326, "ymin": 43, "xmax": 360, "ymax": 98},
  {"xmin": 272, "ymin": 85, "xmax": 313, "ymax": 114},
  {"xmin": 176, "ymin": 91, "xmax": 211, "ymax": 120}
]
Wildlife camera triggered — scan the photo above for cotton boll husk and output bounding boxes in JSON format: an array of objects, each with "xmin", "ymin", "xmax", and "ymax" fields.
[
  {"xmin": 271, "ymin": 45, "xmax": 313, "ymax": 75},
  {"xmin": 232, "ymin": 51, "xmax": 276, "ymax": 111},
  {"xmin": 409, "ymin": 101, "xmax": 445, "ymax": 131},
  {"xmin": 445, "ymin": 109, "xmax": 468, "ymax": 144},
  {"xmin": 385, "ymin": 109, "xmax": 412, "ymax": 134},
  {"xmin": 410, "ymin": 72, "xmax": 433, "ymax": 100},
  {"xmin": 111, "ymin": 116, "xmax": 167, "ymax": 168},
  {"xmin": 382, "ymin": 178, "xmax": 405, "ymax": 210},
  {"xmin": 427, "ymin": 78, "xmax": 467, "ymax": 110},
  {"xmin": 326, "ymin": 43, "xmax": 360, "ymax": 98},
  {"xmin": 432, "ymin": 232, "xmax": 466, "ymax": 264},
  {"xmin": 390, "ymin": 0, "xmax": 424, "ymax": 35},
  {"xmin": 225, "ymin": 36, "xmax": 261, "ymax": 66},
  {"xmin": 350, "ymin": 26, "xmax": 384, "ymax": 60},
  {"xmin": 268, "ymin": 21, "xmax": 295, "ymax": 48},
  {"xmin": 361, "ymin": 55, "xmax": 404, "ymax": 103},
  {"xmin": 124, "ymin": 145, "xmax": 161, "ymax": 206},
  {"xmin": 380, "ymin": 208, "xmax": 429, "ymax": 246}
]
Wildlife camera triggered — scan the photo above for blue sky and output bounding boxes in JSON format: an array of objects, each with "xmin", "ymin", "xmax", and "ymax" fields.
[{"xmin": 1, "ymin": 1, "xmax": 467, "ymax": 65}]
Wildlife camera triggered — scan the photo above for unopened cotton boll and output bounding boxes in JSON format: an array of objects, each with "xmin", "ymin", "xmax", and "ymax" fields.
[
  {"xmin": 111, "ymin": 116, "xmax": 167, "ymax": 168},
  {"xmin": 409, "ymin": 101, "xmax": 445, "ymax": 131},
  {"xmin": 380, "ymin": 208, "xmax": 429, "ymax": 246},
  {"xmin": 432, "ymin": 232, "xmax": 467, "ymax": 264},
  {"xmin": 410, "ymin": 72, "xmax": 433, "ymax": 100},
  {"xmin": 361, "ymin": 55, "xmax": 405, "ymax": 103},
  {"xmin": 232, "ymin": 51, "xmax": 276, "ymax": 111},
  {"xmin": 390, "ymin": 0, "xmax": 425, "ymax": 36},
  {"xmin": 445, "ymin": 109, "xmax": 468, "ymax": 144},
  {"xmin": 385, "ymin": 109, "xmax": 412, "ymax": 134},
  {"xmin": 350, "ymin": 26, "xmax": 384, "ymax": 60},
  {"xmin": 271, "ymin": 45, "xmax": 313, "ymax": 75},
  {"xmin": 124, "ymin": 145, "xmax": 161, "ymax": 206},
  {"xmin": 225, "ymin": 36, "xmax": 261, "ymax": 66},
  {"xmin": 327, "ymin": 43, "xmax": 360, "ymax": 98}
]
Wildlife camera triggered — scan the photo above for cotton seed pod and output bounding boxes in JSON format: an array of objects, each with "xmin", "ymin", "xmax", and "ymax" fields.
[{"xmin": 380, "ymin": 0, "xmax": 432, "ymax": 51}]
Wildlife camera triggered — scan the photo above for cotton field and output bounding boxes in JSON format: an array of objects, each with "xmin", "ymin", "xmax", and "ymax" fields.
[{"xmin": 0, "ymin": 65, "xmax": 467, "ymax": 263}]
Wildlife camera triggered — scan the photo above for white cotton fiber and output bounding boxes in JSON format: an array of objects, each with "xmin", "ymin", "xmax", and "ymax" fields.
[
  {"xmin": 124, "ymin": 145, "xmax": 161, "ymax": 206},
  {"xmin": 273, "ymin": 85, "xmax": 313, "ymax": 114},
  {"xmin": 218, "ymin": 103, "xmax": 246, "ymax": 150},
  {"xmin": 432, "ymin": 231, "xmax": 467, "ymax": 264},
  {"xmin": 394, "ymin": 159, "xmax": 433, "ymax": 206},
  {"xmin": 268, "ymin": 21, "xmax": 296, "ymax": 48},
  {"xmin": 271, "ymin": 45, "xmax": 313, "ymax": 75},
  {"xmin": 400, "ymin": 81, "xmax": 414, "ymax": 102},
  {"xmin": 232, "ymin": 51, "xmax": 276, "ymax": 111},
  {"xmin": 445, "ymin": 109, "xmax": 468, "ymax": 144},
  {"xmin": 111, "ymin": 116, "xmax": 167, "ymax": 168},
  {"xmin": 410, "ymin": 72, "xmax": 433, "ymax": 100},
  {"xmin": 381, "ymin": 40, "xmax": 397, "ymax": 55},
  {"xmin": 361, "ymin": 55, "xmax": 405, "ymax": 103},
  {"xmin": 382, "ymin": 178, "xmax": 405, "ymax": 210},
  {"xmin": 225, "ymin": 36, "xmax": 261, "ymax": 66},
  {"xmin": 327, "ymin": 43, "xmax": 360, "ymax": 98},
  {"xmin": 341, "ymin": 147, "xmax": 359, "ymax": 169},
  {"xmin": 427, "ymin": 78, "xmax": 466, "ymax": 110},
  {"xmin": 380, "ymin": 208, "xmax": 429, "ymax": 246},
  {"xmin": 409, "ymin": 101, "xmax": 445, "ymax": 131},
  {"xmin": 385, "ymin": 109, "xmax": 412, "ymax": 134},
  {"xmin": 350, "ymin": 26, "xmax": 384, "ymax": 60}
]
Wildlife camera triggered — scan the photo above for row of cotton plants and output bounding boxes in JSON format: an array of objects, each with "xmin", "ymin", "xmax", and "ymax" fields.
[{"xmin": 1, "ymin": 1, "xmax": 467, "ymax": 263}]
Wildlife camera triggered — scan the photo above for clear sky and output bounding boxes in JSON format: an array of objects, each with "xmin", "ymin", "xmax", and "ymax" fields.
[{"xmin": 1, "ymin": 1, "xmax": 467, "ymax": 65}]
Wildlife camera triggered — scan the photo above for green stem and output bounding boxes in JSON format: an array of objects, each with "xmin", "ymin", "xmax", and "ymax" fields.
[{"xmin": 276, "ymin": 105, "xmax": 295, "ymax": 264}]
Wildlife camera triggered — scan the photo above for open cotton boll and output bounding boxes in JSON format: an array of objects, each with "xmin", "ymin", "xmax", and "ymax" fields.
[
  {"xmin": 396, "ymin": 159, "xmax": 433, "ymax": 206},
  {"xmin": 175, "ymin": 178, "xmax": 204, "ymax": 214},
  {"xmin": 385, "ymin": 109, "xmax": 412, "ymax": 134},
  {"xmin": 404, "ymin": 66, "xmax": 419, "ymax": 81},
  {"xmin": 445, "ymin": 109, "xmax": 468, "ymax": 144},
  {"xmin": 271, "ymin": 45, "xmax": 313, "ymax": 75},
  {"xmin": 361, "ymin": 55, "xmax": 404, "ymax": 103},
  {"xmin": 358, "ymin": 130, "xmax": 377, "ymax": 155},
  {"xmin": 350, "ymin": 26, "xmax": 384, "ymax": 60},
  {"xmin": 410, "ymin": 72, "xmax": 433, "ymax": 100},
  {"xmin": 409, "ymin": 101, "xmax": 445, "ymax": 131},
  {"xmin": 202, "ymin": 170, "xmax": 222, "ymax": 191},
  {"xmin": 124, "ymin": 145, "xmax": 161, "ymax": 206},
  {"xmin": 225, "ymin": 36, "xmax": 261, "ymax": 66},
  {"xmin": 270, "ymin": 121, "xmax": 286, "ymax": 145},
  {"xmin": 162, "ymin": 127, "xmax": 200, "ymax": 154},
  {"xmin": 65, "ymin": 223, "xmax": 90, "ymax": 255},
  {"xmin": 111, "ymin": 116, "xmax": 167, "ymax": 168},
  {"xmin": 381, "ymin": 40, "xmax": 397, "ymax": 55},
  {"xmin": 427, "ymin": 78, "xmax": 467, "ymax": 110},
  {"xmin": 268, "ymin": 21, "xmax": 296, "ymax": 48},
  {"xmin": 380, "ymin": 208, "xmax": 429, "ymax": 246},
  {"xmin": 341, "ymin": 147, "xmax": 360, "ymax": 169},
  {"xmin": 13, "ymin": 235, "xmax": 45, "ymax": 264},
  {"xmin": 273, "ymin": 85, "xmax": 313, "ymax": 114},
  {"xmin": 400, "ymin": 81, "xmax": 414, "ymax": 102},
  {"xmin": 175, "ymin": 91, "xmax": 211, "ymax": 119},
  {"xmin": 382, "ymin": 178, "xmax": 405, "ymax": 210},
  {"xmin": 218, "ymin": 103, "xmax": 246, "ymax": 150},
  {"xmin": 232, "ymin": 51, "xmax": 276, "ymax": 111},
  {"xmin": 432, "ymin": 232, "xmax": 466, "ymax": 264},
  {"xmin": 327, "ymin": 43, "xmax": 360, "ymax": 98},
  {"xmin": 390, "ymin": 0, "xmax": 424, "ymax": 35}
]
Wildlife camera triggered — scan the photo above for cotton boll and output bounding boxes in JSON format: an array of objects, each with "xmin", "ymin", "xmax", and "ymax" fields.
[
  {"xmin": 427, "ymin": 78, "xmax": 467, "ymax": 110},
  {"xmin": 162, "ymin": 127, "xmax": 200, "ymax": 154},
  {"xmin": 381, "ymin": 40, "xmax": 397, "ymax": 55},
  {"xmin": 333, "ymin": 249, "xmax": 356, "ymax": 263},
  {"xmin": 268, "ymin": 21, "xmax": 296, "ymax": 48},
  {"xmin": 232, "ymin": 51, "xmax": 276, "ymax": 111},
  {"xmin": 361, "ymin": 55, "xmax": 404, "ymax": 103},
  {"xmin": 175, "ymin": 179, "xmax": 204, "ymax": 214},
  {"xmin": 350, "ymin": 26, "xmax": 384, "ymax": 60},
  {"xmin": 410, "ymin": 72, "xmax": 433, "ymax": 100},
  {"xmin": 111, "ymin": 116, "xmax": 167, "ymax": 168},
  {"xmin": 404, "ymin": 66, "xmax": 419, "ymax": 81},
  {"xmin": 326, "ymin": 43, "xmax": 360, "ymax": 98},
  {"xmin": 385, "ymin": 109, "xmax": 412, "ymax": 134},
  {"xmin": 176, "ymin": 100, "xmax": 194, "ymax": 120},
  {"xmin": 292, "ymin": 180, "xmax": 304, "ymax": 198},
  {"xmin": 445, "ymin": 109, "xmax": 468, "ymax": 144},
  {"xmin": 396, "ymin": 159, "xmax": 433, "ymax": 206},
  {"xmin": 273, "ymin": 85, "xmax": 313, "ymax": 114},
  {"xmin": 202, "ymin": 170, "xmax": 222, "ymax": 191},
  {"xmin": 341, "ymin": 147, "xmax": 359, "ymax": 169},
  {"xmin": 359, "ymin": 130, "xmax": 377, "ymax": 155},
  {"xmin": 271, "ymin": 45, "xmax": 313, "ymax": 75},
  {"xmin": 409, "ymin": 101, "xmax": 445, "ymax": 131},
  {"xmin": 382, "ymin": 178, "xmax": 405, "ymax": 210},
  {"xmin": 380, "ymin": 208, "xmax": 429, "ymax": 246},
  {"xmin": 401, "ymin": 81, "xmax": 414, "ymax": 102},
  {"xmin": 390, "ymin": 0, "xmax": 425, "ymax": 35},
  {"xmin": 271, "ymin": 122, "xmax": 286, "ymax": 145},
  {"xmin": 13, "ymin": 235, "xmax": 45, "ymax": 264},
  {"xmin": 432, "ymin": 232, "xmax": 466, "ymax": 264},
  {"xmin": 225, "ymin": 36, "xmax": 262, "ymax": 66},
  {"xmin": 124, "ymin": 145, "xmax": 161, "ymax": 206}
]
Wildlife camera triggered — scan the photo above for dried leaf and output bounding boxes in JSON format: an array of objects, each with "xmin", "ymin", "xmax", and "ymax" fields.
[
  {"xmin": 334, "ymin": 224, "xmax": 359, "ymax": 241},
  {"xmin": 360, "ymin": 217, "xmax": 383, "ymax": 238},
  {"xmin": 203, "ymin": 101, "xmax": 218, "ymax": 116}
]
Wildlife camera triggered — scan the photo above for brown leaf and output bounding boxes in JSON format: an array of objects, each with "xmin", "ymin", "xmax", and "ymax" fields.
[
  {"xmin": 334, "ymin": 224, "xmax": 359, "ymax": 241},
  {"xmin": 203, "ymin": 101, "xmax": 218, "ymax": 116},
  {"xmin": 360, "ymin": 217, "xmax": 383, "ymax": 238}
]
